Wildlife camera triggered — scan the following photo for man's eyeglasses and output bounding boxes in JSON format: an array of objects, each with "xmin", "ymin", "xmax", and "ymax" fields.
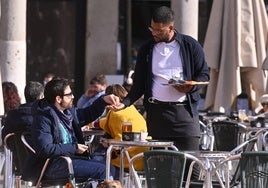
[
  {"xmin": 62, "ymin": 92, "xmax": 73, "ymax": 97},
  {"xmin": 262, "ymin": 103, "xmax": 268, "ymax": 107},
  {"xmin": 148, "ymin": 26, "xmax": 169, "ymax": 35}
]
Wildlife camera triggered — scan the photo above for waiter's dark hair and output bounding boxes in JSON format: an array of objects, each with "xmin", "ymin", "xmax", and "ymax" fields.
[{"xmin": 152, "ymin": 6, "xmax": 174, "ymax": 24}]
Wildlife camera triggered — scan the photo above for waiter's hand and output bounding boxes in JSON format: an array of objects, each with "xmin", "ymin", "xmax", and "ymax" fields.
[
  {"xmin": 168, "ymin": 79, "xmax": 193, "ymax": 93},
  {"xmin": 103, "ymin": 94, "xmax": 120, "ymax": 105},
  {"xmin": 103, "ymin": 94, "xmax": 125, "ymax": 111},
  {"xmin": 107, "ymin": 103, "xmax": 125, "ymax": 111}
]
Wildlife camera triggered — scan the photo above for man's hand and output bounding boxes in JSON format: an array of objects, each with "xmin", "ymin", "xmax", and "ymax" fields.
[
  {"xmin": 103, "ymin": 94, "xmax": 125, "ymax": 111},
  {"xmin": 76, "ymin": 144, "xmax": 88, "ymax": 154},
  {"xmin": 85, "ymin": 87, "xmax": 97, "ymax": 98},
  {"xmin": 107, "ymin": 103, "xmax": 125, "ymax": 111},
  {"xmin": 103, "ymin": 94, "xmax": 120, "ymax": 105}
]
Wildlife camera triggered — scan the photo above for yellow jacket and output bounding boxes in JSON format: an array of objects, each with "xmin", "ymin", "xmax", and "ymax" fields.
[{"xmin": 100, "ymin": 105, "xmax": 148, "ymax": 170}]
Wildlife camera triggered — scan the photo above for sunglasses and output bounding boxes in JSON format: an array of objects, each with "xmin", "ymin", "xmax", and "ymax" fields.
[
  {"xmin": 262, "ymin": 103, "xmax": 268, "ymax": 107},
  {"xmin": 148, "ymin": 25, "xmax": 170, "ymax": 35}
]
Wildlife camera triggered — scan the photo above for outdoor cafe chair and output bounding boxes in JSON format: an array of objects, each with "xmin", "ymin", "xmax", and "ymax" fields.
[
  {"xmin": 3, "ymin": 133, "xmax": 17, "ymax": 187},
  {"xmin": 20, "ymin": 131, "xmax": 92, "ymax": 187},
  {"xmin": 240, "ymin": 151, "xmax": 268, "ymax": 188},
  {"xmin": 186, "ymin": 135, "xmax": 258, "ymax": 188},
  {"xmin": 9, "ymin": 131, "xmax": 90, "ymax": 188},
  {"xmin": 212, "ymin": 120, "xmax": 246, "ymax": 151},
  {"xmin": 262, "ymin": 131, "xmax": 268, "ymax": 151},
  {"xmin": 128, "ymin": 152, "xmax": 146, "ymax": 188},
  {"xmin": 199, "ymin": 120, "xmax": 214, "ymax": 151},
  {"xmin": 215, "ymin": 136, "xmax": 258, "ymax": 188},
  {"xmin": 140, "ymin": 150, "xmax": 206, "ymax": 188}
]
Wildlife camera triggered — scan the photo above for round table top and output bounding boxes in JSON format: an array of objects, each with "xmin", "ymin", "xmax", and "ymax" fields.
[
  {"xmin": 82, "ymin": 128, "xmax": 105, "ymax": 136},
  {"xmin": 101, "ymin": 138, "xmax": 176, "ymax": 147},
  {"xmin": 184, "ymin": 150, "xmax": 231, "ymax": 158}
]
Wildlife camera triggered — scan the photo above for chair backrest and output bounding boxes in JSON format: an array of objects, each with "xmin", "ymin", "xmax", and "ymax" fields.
[
  {"xmin": 262, "ymin": 131, "xmax": 268, "ymax": 151},
  {"xmin": 143, "ymin": 150, "xmax": 186, "ymax": 188},
  {"xmin": 212, "ymin": 121, "xmax": 242, "ymax": 151},
  {"xmin": 20, "ymin": 132, "xmax": 81, "ymax": 187},
  {"xmin": 240, "ymin": 151, "xmax": 268, "ymax": 188},
  {"xmin": 4, "ymin": 132, "xmax": 29, "ymax": 176},
  {"xmin": 228, "ymin": 136, "xmax": 258, "ymax": 187}
]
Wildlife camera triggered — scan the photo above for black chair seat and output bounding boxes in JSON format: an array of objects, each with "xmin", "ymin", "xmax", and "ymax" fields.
[{"xmin": 212, "ymin": 121, "xmax": 241, "ymax": 151}]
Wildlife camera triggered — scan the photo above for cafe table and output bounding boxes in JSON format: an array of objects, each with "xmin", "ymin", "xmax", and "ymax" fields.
[
  {"xmin": 101, "ymin": 138, "xmax": 178, "ymax": 181},
  {"xmin": 184, "ymin": 150, "xmax": 233, "ymax": 188}
]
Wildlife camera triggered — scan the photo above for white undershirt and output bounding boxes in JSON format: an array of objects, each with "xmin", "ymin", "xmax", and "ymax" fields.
[{"xmin": 152, "ymin": 40, "xmax": 186, "ymax": 102}]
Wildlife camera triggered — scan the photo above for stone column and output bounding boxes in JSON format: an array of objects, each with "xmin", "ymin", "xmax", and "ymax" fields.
[
  {"xmin": 0, "ymin": 1, "xmax": 3, "ymax": 115},
  {"xmin": 171, "ymin": 0, "xmax": 199, "ymax": 40},
  {"xmin": 0, "ymin": 71, "xmax": 3, "ymax": 115},
  {"xmin": 85, "ymin": 0, "xmax": 119, "ymax": 88},
  {"xmin": 0, "ymin": 0, "xmax": 27, "ymax": 103}
]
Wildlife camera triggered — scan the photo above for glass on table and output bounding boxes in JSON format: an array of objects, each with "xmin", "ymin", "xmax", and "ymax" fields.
[
  {"xmin": 122, "ymin": 121, "xmax": 133, "ymax": 141},
  {"xmin": 122, "ymin": 121, "xmax": 132, "ymax": 133},
  {"xmin": 238, "ymin": 109, "xmax": 247, "ymax": 122}
]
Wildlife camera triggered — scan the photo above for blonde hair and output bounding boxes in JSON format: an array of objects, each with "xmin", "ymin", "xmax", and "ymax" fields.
[{"xmin": 105, "ymin": 84, "xmax": 127, "ymax": 101}]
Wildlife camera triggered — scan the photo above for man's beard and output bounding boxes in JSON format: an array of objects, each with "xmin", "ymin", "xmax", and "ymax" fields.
[
  {"xmin": 154, "ymin": 34, "xmax": 170, "ymax": 43},
  {"xmin": 60, "ymin": 100, "xmax": 73, "ymax": 110}
]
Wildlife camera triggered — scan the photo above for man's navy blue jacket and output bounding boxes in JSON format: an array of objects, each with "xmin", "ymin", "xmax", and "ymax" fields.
[{"xmin": 22, "ymin": 97, "xmax": 107, "ymax": 183}]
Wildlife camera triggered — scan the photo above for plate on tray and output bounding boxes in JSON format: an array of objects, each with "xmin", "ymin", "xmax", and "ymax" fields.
[{"xmin": 162, "ymin": 80, "xmax": 209, "ymax": 86}]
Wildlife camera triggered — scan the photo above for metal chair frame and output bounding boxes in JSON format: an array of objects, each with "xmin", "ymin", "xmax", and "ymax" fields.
[
  {"xmin": 129, "ymin": 150, "xmax": 206, "ymax": 188},
  {"xmin": 240, "ymin": 151, "xmax": 268, "ymax": 188},
  {"xmin": 20, "ymin": 132, "xmax": 77, "ymax": 187},
  {"xmin": 3, "ymin": 131, "xmax": 86, "ymax": 188},
  {"xmin": 213, "ymin": 136, "xmax": 259, "ymax": 188}
]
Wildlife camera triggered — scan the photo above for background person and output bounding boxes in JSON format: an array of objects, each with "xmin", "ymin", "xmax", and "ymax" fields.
[
  {"xmin": 120, "ymin": 6, "xmax": 210, "ymax": 151},
  {"xmin": 43, "ymin": 72, "xmax": 55, "ymax": 86},
  {"xmin": 256, "ymin": 94, "xmax": 268, "ymax": 115},
  {"xmin": 92, "ymin": 84, "xmax": 148, "ymax": 173},
  {"xmin": 77, "ymin": 74, "xmax": 107, "ymax": 109},
  {"xmin": 2, "ymin": 81, "xmax": 44, "ymax": 141},
  {"xmin": 1, "ymin": 81, "xmax": 44, "ymax": 176},
  {"xmin": 2, "ymin": 81, "xmax": 21, "ymax": 114}
]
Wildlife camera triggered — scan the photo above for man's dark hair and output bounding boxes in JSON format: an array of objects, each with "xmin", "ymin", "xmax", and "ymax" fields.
[
  {"xmin": 24, "ymin": 81, "xmax": 44, "ymax": 103},
  {"xmin": 44, "ymin": 78, "xmax": 70, "ymax": 104},
  {"xmin": 90, "ymin": 74, "xmax": 107, "ymax": 85},
  {"xmin": 152, "ymin": 6, "xmax": 174, "ymax": 24}
]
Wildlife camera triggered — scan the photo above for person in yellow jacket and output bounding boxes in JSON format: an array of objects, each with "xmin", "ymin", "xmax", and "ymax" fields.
[{"xmin": 99, "ymin": 84, "xmax": 148, "ymax": 171}]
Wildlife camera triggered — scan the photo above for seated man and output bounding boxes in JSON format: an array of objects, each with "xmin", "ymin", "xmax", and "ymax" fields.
[{"xmin": 22, "ymin": 78, "xmax": 121, "ymax": 183}]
